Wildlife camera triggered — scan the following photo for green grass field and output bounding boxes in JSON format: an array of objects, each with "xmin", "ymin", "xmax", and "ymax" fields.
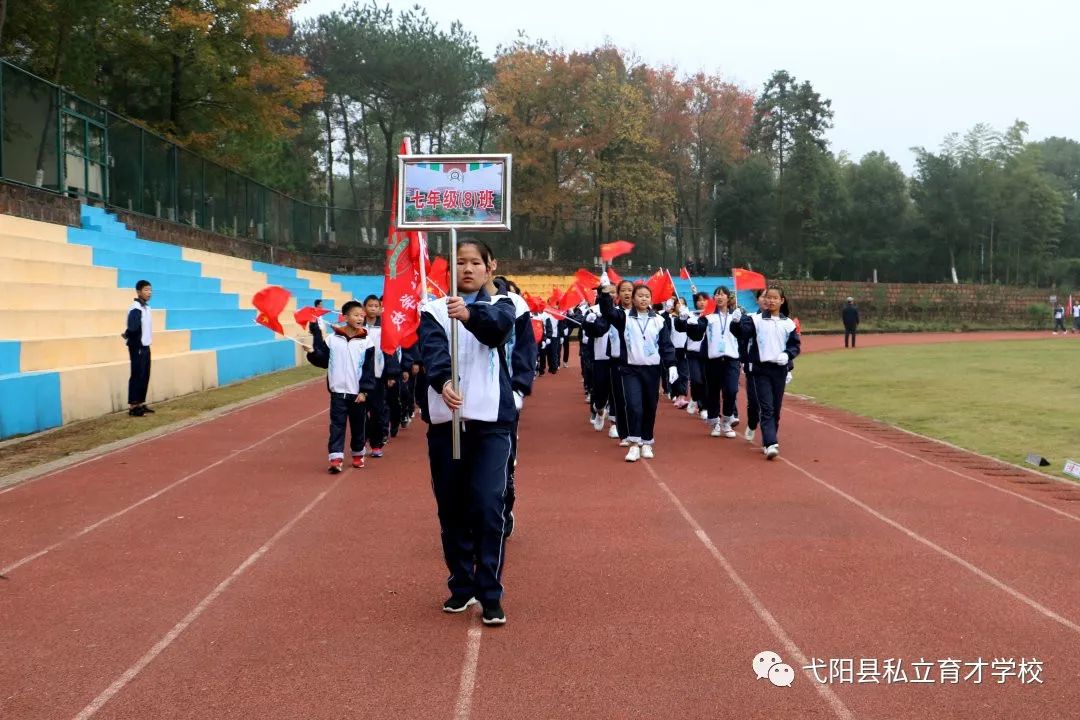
[{"xmin": 792, "ymin": 340, "xmax": 1080, "ymax": 481}]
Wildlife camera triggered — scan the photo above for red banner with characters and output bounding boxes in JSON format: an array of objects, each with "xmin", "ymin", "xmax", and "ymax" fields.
[{"xmin": 381, "ymin": 138, "xmax": 428, "ymax": 354}]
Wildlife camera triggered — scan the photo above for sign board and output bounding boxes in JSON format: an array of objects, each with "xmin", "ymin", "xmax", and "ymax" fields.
[
  {"xmin": 396, "ymin": 154, "xmax": 511, "ymax": 231},
  {"xmin": 1064, "ymin": 459, "xmax": 1080, "ymax": 480}
]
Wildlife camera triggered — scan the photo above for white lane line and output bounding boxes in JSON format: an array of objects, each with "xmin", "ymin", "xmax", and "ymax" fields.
[
  {"xmin": 70, "ymin": 476, "xmax": 343, "ymax": 720},
  {"xmin": 453, "ymin": 624, "xmax": 484, "ymax": 720},
  {"xmin": 787, "ymin": 408, "xmax": 1080, "ymax": 523},
  {"xmin": 1, "ymin": 409, "xmax": 324, "ymax": 577},
  {"xmin": 642, "ymin": 462, "xmax": 856, "ymax": 720},
  {"xmin": 779, "ymin": 456, "xmax": 1080, "ymax": 635},
  {"xmin": 0, "ymin": 381, "xmax": 319, "ymax": 495}
]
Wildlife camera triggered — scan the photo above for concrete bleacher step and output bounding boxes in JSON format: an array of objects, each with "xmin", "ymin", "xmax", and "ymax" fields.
[
  {"xmin": 69, "ymin": 228, "xmax": 183, "ymax": 258},
  {"xmin": 0, "ymin": 257, "xmax": 119, "ymax": 288},
  {"xmin": 163, "ymin": 308, "xmax": 256, "ymax": 330},
  {"xmin": 0, "ymin": 234, "xmax": 95, "ymax": 264},
  {"xmin": 14, "ymin": 330, "xmax": 192, "ymax": 372},
  {"xmin": 0, "ymin": 282, "xmax": 153, "ymax": 311},
  {"xmin": 0, "ymin": 309, "xmax": 169, "ymax": 339}
]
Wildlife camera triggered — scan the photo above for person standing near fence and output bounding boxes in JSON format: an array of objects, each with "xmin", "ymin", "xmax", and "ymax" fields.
[
  {"xmin": 124, "ymin": 280, "xmax": 154, "ymax": 417},
  {"xmin": 842, "ymin": 297, "xmax": 860, "ymax": 348},
  {"xmin": 1053, "ymin": 302, "xmax": 1066, "ymax": 334}
]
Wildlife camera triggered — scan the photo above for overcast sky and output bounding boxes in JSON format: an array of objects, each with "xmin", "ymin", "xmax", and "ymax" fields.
[{"xmin": 294, "ymin": 0, "xmax": 1078, "ymax": 174}]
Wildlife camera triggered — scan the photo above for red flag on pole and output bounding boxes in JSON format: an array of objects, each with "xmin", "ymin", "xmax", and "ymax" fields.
[
  {"xmin": 293, "ymin": 305, "xmax": 331, "ymax": 330},
  {"xmin": 646, "ymin": 270, "xmax": 675, "ymax": 303},
  {"xmin": 531, "ymin": 318, "xmax": 544, "ymax": 343},
  {"xmin": 559, "ymin": 283, "xmax": 586, "ymax": 311},
  {"xmin": 599, "ymin": 240, "xmax": 635, "ymax": 262},
  {"xmin": 253, "ymin": 286, "xmax": 292, "ymax": 335},
  {"xmin": 733, "ymin": 267, "xmax": 767, "ymax": 290},
  {"xmin": 548, "ymin": 286, "xmax": 564, "ymax": 307},
  {"xmin": 605, "ymin": 267, "xmax": 623, "ymax": 286},
  {"xmin": 679, "ymin": 267, "xmax": 691, "ymax": 280},
  {"xmin": 574, "ymin": 268, "xmax": 601, "ymax": 288},
  {"xmin": 701, "ymin": 297, "xmax": 717, "ymax": 315},
  {"xmin": 381, "ymin": 138, "xmax": 427, "ymax": 354}
]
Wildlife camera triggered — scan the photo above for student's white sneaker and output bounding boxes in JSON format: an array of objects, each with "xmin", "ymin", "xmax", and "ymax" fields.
[
  {"xmin": 608, "ymin": 424, "xmax": 619, "ymax": 438},
  {"xmin": 625, "ymin": 444, "xmax": 641, "ymax": 462},
  {"xmin": 699, "ymin": 410, "xmax": 708, "ymax": 420},
  {"xmin": 619, "ymin": 439, "xmax": 631, "ymax": 447},
  {"xmin": 641, "ymin": 444, "xmax": 654, "ymax": 459},
  {"xmin": 687, "ymin": 401, "xmax": 698, "ymax": 415},
  {"xmin": 765, "ymin": 444, "xmax": 780, "ymax": 460},
  {"xmin": 721, "ymin": 420, "xmax": 737, "ymax": 438},
  {"xmin": 592, "ymin": 412, "xmax": 606, "ymax": 431},
  {"xmin": 744, "ymin": 427, "xmax": 756, "ymax": 442},
  {"xmin": 710, "ymin": 421, "xmax": 724, "ymax": 437}
]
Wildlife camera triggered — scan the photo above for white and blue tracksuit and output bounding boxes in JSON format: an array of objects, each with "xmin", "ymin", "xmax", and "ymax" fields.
[
  {"xmin": 503, "ymin": 292, "xmax": 538, "ymax": 528},
  {"xmin": 681, "ymin": 310, "xmax": 740, "ymax": 424},
  {"xmin": 583, "ymin": 303, "xmax": 613, "ymax": 418},
  {"xmin": 733, "ymin": 311, "xmax": 801, "ymax": 448},
  {"xmin": 597, "ymin": 296, "xmax": 632, "ymax": 438},
  {"xmin": 419, "ymin": 288, "xmax": 517, "ymax": 604},
  {"xmin": 306, "ymin": 324, "xmax": 378, "ymax": 461},
  {"xmin": 360, "ymin": 320, "xmax": 400, "ymax": 450},
  {"xmin": 124, "ymin": 298, "xmax": 153, "ymax": 405},
  {"xmin": 602, "ymin": 293, "xmax": 676, "ymax": 445}
]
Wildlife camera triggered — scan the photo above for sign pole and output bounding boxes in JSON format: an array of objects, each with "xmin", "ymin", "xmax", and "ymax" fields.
[{"xmin": 449, "ymin": 226, "xmax": 461, "ymax": 460}]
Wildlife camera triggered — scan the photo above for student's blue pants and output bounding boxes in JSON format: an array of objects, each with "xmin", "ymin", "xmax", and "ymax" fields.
[
  {"xmin": 619, "ymin": 364, "xmax": 661, "ymax": 444},
  {"xmin": 591, "ymin": 358, "xmax": 611, "ymax": 416},
  {"xmin": 427, "ymin": 420, "xmax": 513, "ymax": 603},
  {"xmin": 753, "ymin": 364, "xmax": 787, "ymax": 448},
  {"xmin": 744, "ymin": 366, "xmax": 760, "ymax": 431},
  {"xmin": 704, "ymin": 356, "xmax": 740, "ymax": 421},
  {"xmin": 127, "ymin": 346, "xmax": 151, "ymax": 405},
  {"xmin": 328, "ymin": 392, "xmax": 366, "ymax": 460},
  {"xmin": 610, "ymin": 362, "xmax": 629, "ymax": 438}
]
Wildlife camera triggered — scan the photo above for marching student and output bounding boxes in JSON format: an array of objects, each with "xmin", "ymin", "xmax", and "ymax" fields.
[
  {"xmin": 668, "ymin": 296, "xmax": 690, "ymax": 409},
  {"xmin": 682, "ymin": 292, "xmax": 709, "ymax": 419},
  {"xmin": 740, "ymin": 289, "xmax": 766, "ymax": 442},
  {"xmin": 560, "ymin": 312, "xmax": 573, "ymax": 366},
  {"xmin": 733, "ymin": 286, "xmax": 801, "ymax": 460},
  {"xmin": 488, "ymin": 275, "xmax": 538, "ymax": 540},
  {"xmin": 574, "ymin": 303, "xmax": 593, "ymax": 399},
  {"xmin": 419, "ymin": 238, "xmax": 517, "ymax": 626},
  {"xmin": 360, "ymin": 295, "xmax": 399, "ymax": 458},
  {"xmin": 123, "ymin": 280, "xmax": 154, "ymax": 417},
  {"xmin": 1053, "ymin": 302, "xmax": 1066, "ymax": 334},
  {"xmin": 680, "ymin": 286, "xmax": 741, "ymax": 438},
  {"xmin": 606, "ymin": 279, "xmax": 636, "ymax": 443},
  {"xmin": 305, "ymin": 300, "xmax": 375, "ymax": 472},
  {"xmin": 600, "ymin": 282, "xmax": 677, "ymax": 461},
  {"xmin": 583, "ymin": 293, "xmax": 613, "ymax": 431}
]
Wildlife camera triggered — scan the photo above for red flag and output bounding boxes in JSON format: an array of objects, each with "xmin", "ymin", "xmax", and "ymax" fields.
[
  {"xmin": 559, "ymin": 283, "xmax": 586, "ymax": 311},
  {"xmin": 428, "ymin": 256, "xmax": 450, "ymax": 296},
  {"xmin": 524, "ymin": 293, "xmax": 546, "ymax": 314},
  {"xmin": 679, "ymin": 267, "xmax": 691, "ymax": 280},
  {"xmin": 545, "ymin": 306, "xmax": 569, "ymax": 321},
  {"xmin": 293, "ymin": 305, "xmax": 331, "ymax": 329},
  {"xmin": 574, "ymin": 268, "xmax": 601, "ymax": 288},
  {"xmin": 253, "ymin": 286, "xmax": 291, "ymax": 335},
  {"xmin": 733, "ymin": 267, "xmax": 767, "ymax": 291},
  {"xmin": 646, "ymin": 270, "xmax": 675, "ymax": 304},
  {"xmin": 548, "ymin": 285, "xmax": 564, "ymax": 307},
  {"xmin": 599, "ymin": 240, "xmax": 635, "ymax": 262},
  {"xmin": 381, "ymin": 138, "xmax": 427, "ymax": 353},
  {"xmin": 701, "ymin": 297, "xmax": 717, "ymax": 315},
  {"xmin": 794, "ymin": 317, "xmax": 801, "ymax": 334},
  {"xmin": 531, "ymin": 318, "xmax": 544, "ymax": 343},
  {"xmin": 605, "ymin": 267, "xmax": 623, "ymax": 285}
]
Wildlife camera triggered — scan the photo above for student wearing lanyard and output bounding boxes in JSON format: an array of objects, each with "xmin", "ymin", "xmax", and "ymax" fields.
[
  {"xmin": 600, "ymin": 282, "xmax": 677, "ymax": 462},
  {"xmin": 419, "ymin": 239, "xmax": 517, "ymax": 625},
  {"xmin": 679, "ymin": 286, "xmax": 741, "ymax": 439}
]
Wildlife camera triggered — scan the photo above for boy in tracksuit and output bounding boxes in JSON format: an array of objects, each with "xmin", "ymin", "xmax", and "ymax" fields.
[
  {"xmin": 123, "ymin": 280, "xmax": 154, "ymax": 417},
  {"xmin": 360, "ymin": 295, "xmax": 400, "ymax": 457},
  {"xmin": 305, "ymin": 300, "xmax": 376, "ymax": 472}
]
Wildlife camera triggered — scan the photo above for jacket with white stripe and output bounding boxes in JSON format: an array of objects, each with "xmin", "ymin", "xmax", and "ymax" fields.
[
  {"xmin": 596, "ymin": 292, "xmax": 631, "ymax": 364},
  {"xmin": 419, "ymin": 289, "xmax": 517, "ymax": 425},
  {"xmin": 582, "ymin": 303, "xmax": 612, "ymax": 361},
  {"xmin": 680, "ymin": 309, "xmax": 740, "ymax": 359},
  {"xmin": 506, "ymin": 293, "xmax": 538, "ymax": 397},
  {"xmin": 733, "ymin": 310, "xmax": 801, "ymax": 372},
  {"xmin": 306, "ymin": 324, "xmax": 378, "ymax": 395},
  {"xmin": 124, "ymin": 299, "xmax": 152, "ymax": 348}
]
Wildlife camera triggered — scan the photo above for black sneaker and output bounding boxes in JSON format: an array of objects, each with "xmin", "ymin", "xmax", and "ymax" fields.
[
  {"xmin": 140, "ymin": 405, "xmax": 156, "ymax": 414},
  {"xmin": 128, "ymin": 406, "xmax": 146, "ymax": 417},
  {"xmin": 442, "ymin": 594, "xmax": 477, "ymax": 613},
  {"xmin": 504, "ymin": 511, "xmax": 515, "ymax": 539},
  {"xmin": 481, "ymin": 602, "xmax": 506, "ymax": 626}
]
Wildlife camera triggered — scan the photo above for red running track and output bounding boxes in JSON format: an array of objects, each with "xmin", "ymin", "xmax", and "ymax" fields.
[{"xmin": 1, "ymin": 341, "xmax": 1078, "ymax": 719}]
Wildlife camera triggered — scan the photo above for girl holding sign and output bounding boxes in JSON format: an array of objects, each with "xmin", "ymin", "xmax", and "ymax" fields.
[
  {"xmin": 600, "ymin": 283, "xmax": 677, "ymax": 462},
  {"xmin": 418, "ymin": 239, "xmax": 517, "ymax": 625}
]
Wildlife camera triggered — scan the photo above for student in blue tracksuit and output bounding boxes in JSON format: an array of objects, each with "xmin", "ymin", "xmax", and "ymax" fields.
[
  {"xmin": 733, "ymin": 286, "xmax": 801, "ymax": 460},
  {"xmin": 600, "ymin": 282, "xmax": 677, "ymax": 462},
  {"xmin": 582, "ymin": 295, "xmax": 614, "ymax": 432},
  {"xmin": 681, "ymin": 292, "xmax": 709, "ymax": 418},
  {"xmin": 489, "ymin": 275, "xmax": 537, "ymax": 540},
  {"xmin": 680, "ymin": 286, "xmax": 741, "ymax": 439},
  {"xmin": 305, "ymin": 301, "xmax": 377, "ymax": 472},
  {"xmin": 124, "ymin": 280, "xmax": 155, "ymax": 417},
  {"xmin": 359, "ymin": 295, "xmax": 399, "ymax": 457},
  {"xmin": 606, "ymin": 280, "xmax": 635, "ymax": 443},
  {"xmin": 668, "ymin": 296, "xmax": 690, "ymax": 409},
  {"xmin": 419, "ymin": 239, "xmax": 517, "ymax": 626},
  {"xmin": 739, "ymin": 289, "xmax": 766, "ymax": 442}
]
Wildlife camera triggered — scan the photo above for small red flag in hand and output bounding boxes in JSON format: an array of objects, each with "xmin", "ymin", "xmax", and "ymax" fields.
[
  {"xmin": 253, "ymin": 286, "xmax": 292, "ymax": 335},
  {"xmin": 599, "ymin": 240, "xmax": 634, "ymax": 262},
  {"xmin": 702, "ymin": 297, "xmax": 717, "ymax": 315},
  {"xmin": 574, "ymin": 268, "xmax": 601, "ymax": 288},
  {"xmin": 531, "ymin": 318, "xmax": 544, "ymax": 343},
  {"xmin": 294, "ymin": 305, "xmax": 331, "ymax": 330},
  {"xmin": 429, "ymin": 256, "xmax": 450, "ymax": 296},
  {"xmin": 733, "ymin": 267, "xmax": 767, "ymax": 290},
  {"xmin": 559, "ymin": 283, "xmax": 586, "ymax": 311},
  {"xmin": 646, "ymin": 270, "xmax": 675, "ymax": 303},
  {"xmin": 679, "ymin": 267, "xmax": 691, "ymax": 280}
]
